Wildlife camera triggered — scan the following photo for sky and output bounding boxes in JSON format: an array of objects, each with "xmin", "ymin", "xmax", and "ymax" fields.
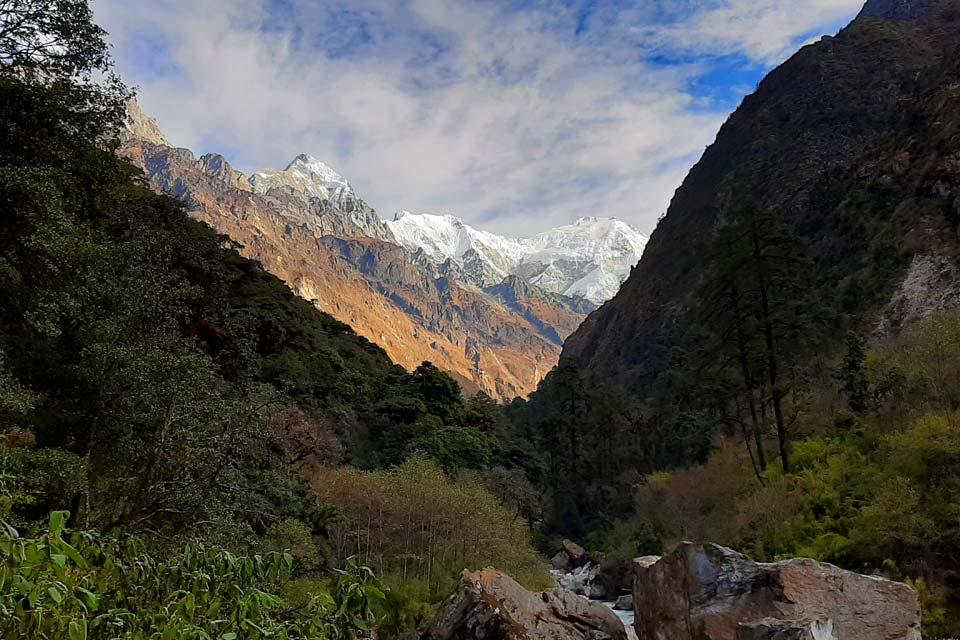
[{"xmin": 91, "ymin": 0, "xmax": 865, "ymax": 237}]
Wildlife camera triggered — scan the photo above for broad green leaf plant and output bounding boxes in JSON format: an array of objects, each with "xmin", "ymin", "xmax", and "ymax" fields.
[{"xmin": 0, "ymin": 511, "xmax": 385, "ymax": 639}]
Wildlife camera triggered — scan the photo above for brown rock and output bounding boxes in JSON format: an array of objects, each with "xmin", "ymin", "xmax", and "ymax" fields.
[
  {"xmin": 424, "ymin": 567, "xmax": 626, "ymax": 640},
  {"xmin": 122, "ymin": 98, "xmax": 170, "ymax": 147},
  {"xmin": 563, "ymin": 539, "xmax": 587, "ymax": 562},
  {"xmin": 633, "ymin": 543, "xmax": 921, "ymax": 640}
]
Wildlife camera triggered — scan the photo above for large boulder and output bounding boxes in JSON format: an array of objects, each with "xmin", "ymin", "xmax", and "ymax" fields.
[
  {"xmin": 563, "ymin": 539, "xmax": 588, "ymax": 564},
  {"xmin": 424, "ymin": 568, "xmax": 627, "ymax": 640},
  {"xmin": 633, "ymin": 543, "xmax": 921, "ymax": 640}
]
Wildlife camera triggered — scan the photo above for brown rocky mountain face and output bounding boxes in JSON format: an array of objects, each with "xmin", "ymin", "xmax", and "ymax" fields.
[
  {"xmin": 118, "ymin": 137, "xmax": 588, "ymax": 399},
  {"xmin": 559, "ymin": 0, "xmax": 960, "ymax": 391}
]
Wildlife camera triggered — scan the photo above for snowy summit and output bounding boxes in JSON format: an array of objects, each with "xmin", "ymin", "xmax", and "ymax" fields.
[
  {"xmin": 387, "ymin": 211, "xmax": 648, "ymax": 304},
  {"xmin": 250, "ymin": 154, "xmax": 354, "ymax": 204}
]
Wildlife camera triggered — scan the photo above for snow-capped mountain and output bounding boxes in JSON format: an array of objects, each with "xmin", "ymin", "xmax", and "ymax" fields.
[
  {"xmin": 386, "ymin": 212, "xmax": 648, "ymax": 304},
  {"xmin": 245, "ymin": 156, "xmax": 646, "ymax": 304},
  {"xmin": 251, "ymin": 154, "xmax": 353, "ymax": 203},
  {"xmin": 249, "ymin": 154, "xmax": 392, "ymax": 240},
  {"xmin": 386, "ymin": 211, "xmax": 529, "ymax": 288},
  {"xmin": 120, "ymin": 102, "xmax": 608, "ymax": 399}
]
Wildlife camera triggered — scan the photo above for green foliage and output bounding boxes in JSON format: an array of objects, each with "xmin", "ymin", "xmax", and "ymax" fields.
[
  {"xmin": 0, "ymin": 0, "xmax": 111, "ymax": 79},
  {"xmin": 837, "ymin": 332, "xmax": 869, "ymax": 413},
  {"xmin": 312, "ymin": 456, "xmax": 551, "ymax": 598},
  {"xmin": 0, "ymin": 445, "xmax": 85, "ymax": 525},
  {"xmin": 907, "ymin": 577, "xmax": 949, "ymax": 640},
  {"xmin": 408, "ymin": 427, "xmax": 501, "ymax": 475},
  {"xmin": 882, "ymin": 311, "xmax": 960, "ymax": 413},
  {"xmin": 616, "ymin": 311, "xmax": 960, "ymax": 635},
  {"xmin": 0, "ymin": 355, "xmax": 38, "ymax": 428},
  {"xmin": 469, "ymin": 466, "xmax": 543, "ymax": 529},
  {"xmin": 0, "ymin": 0, "xmax": 129, "ymax": 141},
  {"xmin": 514, "ymin": 364, "xmax": 660, "ymax": 535},
  {"xmin": 0, "ymin": 511, "xmax": 386, "ymax": 639},
  {"xmin": 265, "ymin": 518, "xmax": 324, "ymax": 575},
  {"xmin": 376, "ymin": 576, "xmax": 434, "ymax": 636}
]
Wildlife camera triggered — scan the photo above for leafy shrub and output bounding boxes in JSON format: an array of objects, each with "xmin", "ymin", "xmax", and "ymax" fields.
[
  {"xmin": 376, "ymin": 575, "xmax": 434, "ymax": 636},
  {"xmin": 0, "ymin": 511, "xmax": 385, "ymax": 639},
  {"xmin": 0, "ymin": 444, "xmax": 86, "ymax": 526},
  {"xmin": 311, "ymin": 456, "xmax": 551, "ymax": 596}
]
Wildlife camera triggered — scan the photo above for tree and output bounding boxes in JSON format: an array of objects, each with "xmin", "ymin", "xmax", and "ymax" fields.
[
  {"xmin": 1, "ymin": 0, "xmax": 109, "ymax": 77},
  {"xmin": 0, "ymin": 353, "xmax": 37, "ymax": 430},
  {"xmin": 837, "ymin": 332, "xmax": 869, "ymax": 413},
  {"xmin": 699, "ymin": 206, "xmax": 828, "ymax": 473},
  {"xmin": 311, "ymin": 457, "xmax": 551, "ymax": 596},
  {"xmin": 0, "ymin": 0, "xmax": 128, "ymax": 138},
  {"xmin": 408, "ymin": 362, "xmax": 463, "ymax": 424}
]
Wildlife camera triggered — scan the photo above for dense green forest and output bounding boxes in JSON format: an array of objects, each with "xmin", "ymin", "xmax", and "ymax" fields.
[
  {"xmin": 0, "ymin": 2, "xmax": 548, "ymax": 637},
  {"xmin": 510, "ymin": 211, "xmax": 960, "ymax": 635}
]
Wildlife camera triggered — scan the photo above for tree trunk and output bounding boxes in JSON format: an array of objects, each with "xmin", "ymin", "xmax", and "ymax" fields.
[
  {"xmin": 750, "ymin": 215, "xmax": 790, "ymax": 474},
  {"xmin": 730, "ymin": 282, "xmax": 768, "ymax": 472}
]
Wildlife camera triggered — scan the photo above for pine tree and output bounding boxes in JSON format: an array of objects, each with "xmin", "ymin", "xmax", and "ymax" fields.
[
  {"xmin": 838, "ymin": 332, "xmax": 869, "ymax": 413},
  {"xmin": 699, "ymin": 205, "xmax": 828, "ymax": 474}
]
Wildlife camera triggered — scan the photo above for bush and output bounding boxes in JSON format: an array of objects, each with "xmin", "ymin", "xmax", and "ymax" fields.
[
  {"xmin": 0, "ymin": 511, "xmax": 385, "ymax": 639},
  {"xmin": 311, "ymin": 456, "xmax": 551, "ymax": 596}
]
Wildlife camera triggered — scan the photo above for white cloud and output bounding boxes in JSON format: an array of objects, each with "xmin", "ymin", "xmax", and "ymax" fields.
[
  {"xmin": 91, "ymin": 0, "xmax": 862, "ymax": 236},
  {"xmin": 632, "ymin": 0, "xmax": 865, "ymax": 63}
]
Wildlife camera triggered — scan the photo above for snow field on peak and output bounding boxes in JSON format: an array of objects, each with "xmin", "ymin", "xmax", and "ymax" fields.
[
  {"xmin": 249, "ymin": 154, "xmax": 353, "ymax": 200},
  {"xmin": 385, "ymin": 211, "xmax": 648, "ymax": 304}
]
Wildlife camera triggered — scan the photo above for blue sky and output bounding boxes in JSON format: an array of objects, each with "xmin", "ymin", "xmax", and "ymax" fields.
[{"xmin": 92, "ymin": 0, "xmax": 864, "ymax": 236}]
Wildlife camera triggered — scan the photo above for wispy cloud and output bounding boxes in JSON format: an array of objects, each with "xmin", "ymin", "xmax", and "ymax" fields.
[{"xmin": 92, "ymin": 0, "xmax": 863, "ymax": 236}]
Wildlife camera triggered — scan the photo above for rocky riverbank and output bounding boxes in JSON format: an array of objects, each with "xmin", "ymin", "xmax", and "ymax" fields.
[
  {"xmin": 424, "ymin": 568, "xmax": 628, "ymax": 640},
  {"xmin": 421, "ymin": 542, "xmax": 922, "ymax": 640}
]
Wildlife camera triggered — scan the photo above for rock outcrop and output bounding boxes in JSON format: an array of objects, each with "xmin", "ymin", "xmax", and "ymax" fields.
[
  {"xmin": 633, "ymin": 543, "xmax": 921, "ymax": 640},
  {"xmin": 122, "ymin": 98, "xmax": 169, "ymax": 147},
  {"xmin": 554, "ymin": 563, "xmax": 600, "ymax": 597},
  {"xmin": 424, "ymin": 568, "xmax": 627, "ymax": 640}
]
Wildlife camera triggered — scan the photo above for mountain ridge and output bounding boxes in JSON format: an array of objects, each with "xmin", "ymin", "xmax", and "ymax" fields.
[
  {"xmin": 386, "ymin": 211, "xmax": 647, "ymax": 305},
  {"xmin": 119, "ymin": 110, "xmax": 594, "ymax": 399},
  {"xmin": 558, "ymin": 0, "xmax": 960, "ymax": 389}
]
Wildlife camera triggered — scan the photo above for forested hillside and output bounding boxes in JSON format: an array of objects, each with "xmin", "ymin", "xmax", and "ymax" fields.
[
  {"xmin": 0, "ymin": 2, "xmax": 548, "ymax": 636},
  {"xmin": 513, "ymin": 0, "xmax": 960, "ymax": 635}
]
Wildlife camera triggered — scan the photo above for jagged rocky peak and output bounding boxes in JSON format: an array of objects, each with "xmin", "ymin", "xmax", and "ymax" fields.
[
  {"xmin": 249, "ymin": 154, "xmax": 393, "ymax": 240},
  {"xmin": 487, "ymin": 274, "xmax": 535, "ymax": 299},
  {"xmin": 123, "ymin": 98, "xmax": 170, "ymax": 147},
  {"xmin": 249, "ymin": 154, "xmax": 353, "ymax": 201},
  {"xmin": 198, "ymin": 153, "xmax": 251, "ymax": 191},
  {"xmin": 386, "ymin": 211, "xmax": 648, "ymax": 304}
]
